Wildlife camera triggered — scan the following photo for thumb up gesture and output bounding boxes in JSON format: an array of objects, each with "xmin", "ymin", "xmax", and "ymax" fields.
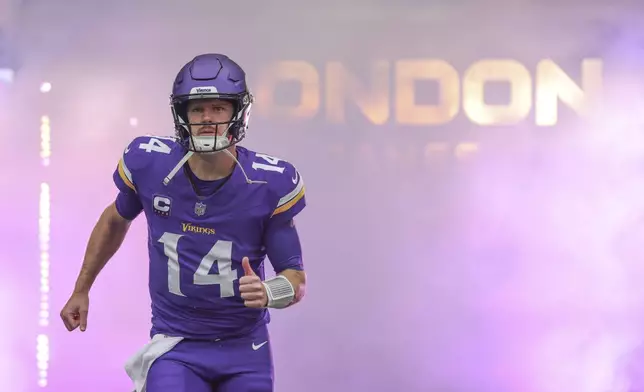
[{"xmin": 239, "ymin": 257, "xmax": 267, "ymax": 308}]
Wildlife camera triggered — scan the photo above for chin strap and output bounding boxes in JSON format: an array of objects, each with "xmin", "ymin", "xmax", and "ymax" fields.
[{"xmin": 163, "ymin": 150, "xmax": 193, "ymax": 185}]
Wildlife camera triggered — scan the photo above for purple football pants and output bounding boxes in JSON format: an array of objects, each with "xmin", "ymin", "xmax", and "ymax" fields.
[{"xmin": 146, "ymin": 325, "xmax": 273, "ymax": 392}]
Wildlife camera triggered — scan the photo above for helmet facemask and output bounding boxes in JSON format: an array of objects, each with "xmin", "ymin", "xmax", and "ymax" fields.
[{"xmin": 171, "ymin": 91, "xmax": 253, "ymax": 154}]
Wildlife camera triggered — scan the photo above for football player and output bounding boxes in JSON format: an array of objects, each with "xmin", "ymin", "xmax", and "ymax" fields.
[{"xmin": 60, "ymin": 53, "xmax": 307, "ymax": 392}]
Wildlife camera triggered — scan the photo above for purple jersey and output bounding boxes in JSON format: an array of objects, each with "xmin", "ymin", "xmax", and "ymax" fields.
[{"xmin": 112, "ymin": 135, "xmax": 306, "ymax": 340}]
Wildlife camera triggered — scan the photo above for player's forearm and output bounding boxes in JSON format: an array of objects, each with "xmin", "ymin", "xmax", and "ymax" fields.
[
  {"xmin": 278, "ymin": 269, "xmax": 306, "ymax": 306},
  {"xmin": 73, "ymin": 203, "xmax": 131, "ymax": 294}
]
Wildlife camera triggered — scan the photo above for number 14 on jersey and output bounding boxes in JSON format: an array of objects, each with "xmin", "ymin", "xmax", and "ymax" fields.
[{"xmin": 159, "ymin": 232, "xmax": 238, "ymax": 298}]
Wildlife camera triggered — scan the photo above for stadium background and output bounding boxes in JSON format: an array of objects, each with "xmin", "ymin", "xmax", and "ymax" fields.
[{"xmin": 3, "ymin": 1, "xmax": 644, "ymax": 391}]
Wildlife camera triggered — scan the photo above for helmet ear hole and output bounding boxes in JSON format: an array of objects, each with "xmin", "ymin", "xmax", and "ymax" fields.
[
  {"xmin": 176, "ymin": 102, "xmax": 189, "ymax": 122},
  {"xmin": 171, "ymin": 101, "xmax": 191, "ymax": 141}
]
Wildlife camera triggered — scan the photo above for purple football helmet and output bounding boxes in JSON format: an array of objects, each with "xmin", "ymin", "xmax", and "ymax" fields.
[{"xmin": 170, "ymin": 53, "xmax": 253, "ymax": 153}]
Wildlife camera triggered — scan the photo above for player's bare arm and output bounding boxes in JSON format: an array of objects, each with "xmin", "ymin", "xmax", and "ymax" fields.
[
  {"xmin": 74, "ymin": 202, "xmax": 132, "ymax": 293},
  {"xmin": 60, "ymin": 202, "xmax": 132, "ymax": 331}
]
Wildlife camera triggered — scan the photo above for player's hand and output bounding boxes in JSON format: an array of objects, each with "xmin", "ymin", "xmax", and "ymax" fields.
[
  {"xmin": 239, "ymin": 257, "xmax": 267, "ymax": 308},
  {"xmin": 60, "ymin": 291, "xmax": 90, "ymax": 332}
]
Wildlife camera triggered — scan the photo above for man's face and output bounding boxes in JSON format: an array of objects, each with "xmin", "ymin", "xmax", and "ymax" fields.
[{"xmin": 186, "ymin": 98, "xmax": 235, "ymax": 136}]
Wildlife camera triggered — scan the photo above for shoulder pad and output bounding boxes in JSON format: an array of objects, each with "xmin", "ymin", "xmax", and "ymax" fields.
[
  {"xmin": 114, "ymin": 135, "xmax": 178, "ymax": 191},
  {"xmin": 248, "ymin": 151, "xmax": 306, "ymax": 220}
]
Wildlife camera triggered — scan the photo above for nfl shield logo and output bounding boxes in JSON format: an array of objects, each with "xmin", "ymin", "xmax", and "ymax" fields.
[{"xmin": 194, "ymin": 202, "xmax": 207, "ymax": 216}]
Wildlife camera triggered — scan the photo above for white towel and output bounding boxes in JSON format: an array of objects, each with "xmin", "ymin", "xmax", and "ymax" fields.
[{"xmin": 124, "ymin": 334, "xmax": 184, "ymax": 392}]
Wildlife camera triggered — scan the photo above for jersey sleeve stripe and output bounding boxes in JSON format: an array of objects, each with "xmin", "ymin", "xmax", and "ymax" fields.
[
  {"xmin": 272, "ymin": 185, "xmax": 305, "ymax": 217},
  {"xmin": 277, "ymin": 174, "xmax": 304, "ymax": 208},
  {"xmin": 118, "ymin": 157, "xmax": 135, "ymax": 191}
]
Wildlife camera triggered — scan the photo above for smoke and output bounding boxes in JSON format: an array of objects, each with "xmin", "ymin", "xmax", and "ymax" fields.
[
  {"xmin": 0, "ymin": 279, "xmax": 29, "ymax": 392},
  {"xmin": 452, "ymin": 75, "xmax": 644, "ymax": 392}
]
